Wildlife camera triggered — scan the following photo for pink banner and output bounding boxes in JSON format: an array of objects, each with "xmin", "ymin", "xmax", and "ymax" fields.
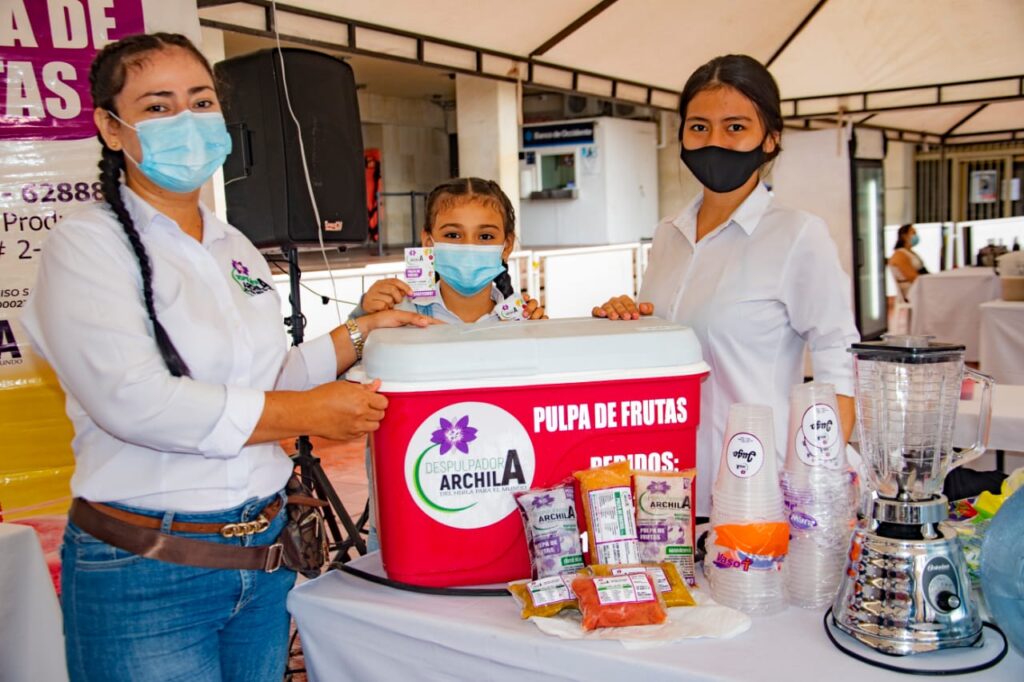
[{"xmin": 1, "ymin": 0, "xmax": 145, "ymax": 141}]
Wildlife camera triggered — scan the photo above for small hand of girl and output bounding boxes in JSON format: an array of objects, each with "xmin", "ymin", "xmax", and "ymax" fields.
[
  {"xmin": 591, "ymin": 295, "xmax": 654, "ymax": 320},
  {"xmin": 361, "ymin": 278, "xmax": 413, "ymax": 313},
  {"xmin": 522, "ymin": 294, "xmax": 548, "ymax": 320}
]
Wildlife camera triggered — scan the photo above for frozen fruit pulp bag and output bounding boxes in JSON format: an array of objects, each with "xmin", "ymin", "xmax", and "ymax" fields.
[
  {"xmin": 515, "ymin": 482, "xmax": 585, "ymax": 579},
  {"xmin": 507, "ymin": 575, "xmax": 578, "ymax": 619},
  {"xmin": 583, "ymin": 562, "xmax": 695, "ymax": 608},
  {"xmin": 574, "ymin": 461, "xmax": 640, "ymax": 565},
  {"xmin": 633, "ymin": 469, "xmax": 697, "ymax": 586},
  {"xmin": 571, "ymin": 573, "xmax": 668, "ymax": 630}
]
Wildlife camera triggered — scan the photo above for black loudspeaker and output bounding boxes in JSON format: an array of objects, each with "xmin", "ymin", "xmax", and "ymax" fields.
[{"xmin": 215, "ymin": 49, "xmax": 368, "ymax": 248}]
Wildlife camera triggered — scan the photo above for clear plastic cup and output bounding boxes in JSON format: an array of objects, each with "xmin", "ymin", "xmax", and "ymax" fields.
[
  {"xmin": 784, "ymin": 538, "xmax": 848, "ymax": 608},
  {"xmin": 711, "ymin": 493, "xmax": 784, "ymax": 526},
  {"xmin": 705, "ymin": 543, "xmax": 786, "ymax": 615},
  {"xmin": 715, "ymin": 404, "xmax": 781, "ymax": 501},
  {"xmin": 784, "ymin": 383, "xmax": 847, "ymax": 483}
]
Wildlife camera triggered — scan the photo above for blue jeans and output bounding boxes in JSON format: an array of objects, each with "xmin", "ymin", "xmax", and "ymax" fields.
[{"xmin": 61, "ymin": 492, "xmax": 296, "ymax": 682}]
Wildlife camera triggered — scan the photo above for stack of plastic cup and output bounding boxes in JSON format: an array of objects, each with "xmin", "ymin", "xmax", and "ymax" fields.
[
  {"xmin": 705, "ymin": 404, "xmax": 786, "ymax": 615},
  {"xmin": 781, "ymin": 382, "xmax": 857, "ymax": 608}
]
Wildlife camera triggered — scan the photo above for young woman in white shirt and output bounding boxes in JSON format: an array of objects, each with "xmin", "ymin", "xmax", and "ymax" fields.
[
  {"xmin": 594, "ymin": 54, "xmax": 859, "ymax": 515},
  {"xmin": 22, "ymin": 33, "xmax": 433, "ymax": 681}
]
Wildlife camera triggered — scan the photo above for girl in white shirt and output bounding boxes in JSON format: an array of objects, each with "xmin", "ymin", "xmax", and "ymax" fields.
[
  {"xmin": 595, "ymin": 55, "xmax": 859, "ymax": 515},
  {"xmin": 22, "ymin": 33, "xmax": 431, "ymax": 682},
  {"xmin": 354, "ymin": 177, "xmax": 545, "ymax": 550},
  {"xmin": 359, "ymin": 177, "xmax": 545, "ymax": 323}
]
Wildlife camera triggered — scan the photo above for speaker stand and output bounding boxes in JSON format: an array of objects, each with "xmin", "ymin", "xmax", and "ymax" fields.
[{"xmin": 282, "ymin": 246, "xmax": 367, "ymax": 561}]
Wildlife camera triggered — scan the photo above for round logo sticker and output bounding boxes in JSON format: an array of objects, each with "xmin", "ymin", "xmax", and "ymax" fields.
[
  {"xmin": 801, "ymin": 404, "xmax": 840, "ymax": 452},
  {"xmin": 405, "ymin": 402, "xmax": 535, "ymax": 529},
  {"xmin": 726, "ymin": 433, "xmax": 764, "ymax": 478},
  {"xmin": 794, "ymin": 432, "xmax": 842, "ymax": 469}
]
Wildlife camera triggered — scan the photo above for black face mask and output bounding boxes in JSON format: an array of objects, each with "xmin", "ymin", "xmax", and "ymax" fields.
[{"xmin": 679, "ymin": 144, "xmax": 766, "ymax": 194}]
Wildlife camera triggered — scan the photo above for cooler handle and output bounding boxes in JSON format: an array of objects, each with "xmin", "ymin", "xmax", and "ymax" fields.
[{"xmin": 950, "ymin": 368, "xmax": 994, "ymax": 471}]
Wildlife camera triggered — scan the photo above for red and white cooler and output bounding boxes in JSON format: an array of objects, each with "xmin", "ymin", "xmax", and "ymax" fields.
[{"xmin": 362, "ymin": 317, "xmax": 709, "ymax": 587}]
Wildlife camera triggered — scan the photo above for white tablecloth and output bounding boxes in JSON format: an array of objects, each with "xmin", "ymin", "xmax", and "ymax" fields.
[
  {"xmin": 980, "ymin": 301, "xmax": 1024, "ymax": 385},
  {"xmin": 0, "ymin": 523, "xmax": 68, "ymax": 682},
  {"xmin": 955, "ymin": 384, "xmax": 1024, "ymax": 454},
  {"xmin": 288, "ymin": 553, "xmax": 1023, "ymax": 682},
  {"xmin": 909, "ymin": 268, "xmax": 1002, "ymax": 361}
]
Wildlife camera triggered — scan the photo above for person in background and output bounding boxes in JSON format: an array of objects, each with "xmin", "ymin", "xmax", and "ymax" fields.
[
  {"xmin": 22, "ymin": 33, "xmax": 433, "ymax": 681},
  {"xmin": 593, "ymin": 55, "xmax": 859, "ymax": 516},
  {"xmin": 889, "ymin": 223, "xmax": 928, "ymax": 300}
]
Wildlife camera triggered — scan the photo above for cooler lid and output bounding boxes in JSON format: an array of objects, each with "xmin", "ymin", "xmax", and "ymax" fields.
[{"xmin": 362, "ymin": 316, "xmax": 706, "ymax": 383}]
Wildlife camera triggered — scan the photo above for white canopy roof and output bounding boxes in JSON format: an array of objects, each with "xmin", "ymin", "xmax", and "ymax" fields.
[{"xmin": 199, "ymin": 0, "xmax": 1024, "ymax": 144}]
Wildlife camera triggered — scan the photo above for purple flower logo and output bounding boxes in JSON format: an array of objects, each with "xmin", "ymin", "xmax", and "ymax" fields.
[
  {"xmin": 647, "ymin": 480, "xmax": 670, "ymax": 494},
  {"xmin": 232, "ymin": 259, "xmax": 249, "ymax": 276},
  {"xmin": 531, "ymin": 494, "xmax": 555, "ymax": 509},
  {"xmin": 430, "ymin": 415, "xmax": 477, "ymax": 455}
]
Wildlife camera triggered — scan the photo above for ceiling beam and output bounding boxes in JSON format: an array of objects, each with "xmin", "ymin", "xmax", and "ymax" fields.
[
  {"xmin": 530, "ymin": 0, "xmax": 620, "ymax": 57},
  {"xmin": 766, "ymin": 0, "xmax": 829, "ymax": 68},
  {"xmin": 942, "ymin": 104, "xmax": 988, "ymax": 138},
  {"xmin": 200, "ymin": 0, "xmax": 1024, "ymax": 140}
]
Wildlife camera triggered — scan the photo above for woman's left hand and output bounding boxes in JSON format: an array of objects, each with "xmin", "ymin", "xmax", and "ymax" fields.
[
  {"xmin": 357, "ymin": 310, "xmax": 442, "ymax": 335},
  {"xmin": 523, "ymin": 294, "xmax": 548, "ymax": 320}
]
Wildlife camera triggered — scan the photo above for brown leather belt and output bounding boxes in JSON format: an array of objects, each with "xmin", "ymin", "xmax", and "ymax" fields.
[
  {"xmin": 69, "ymin": 498, "xmax": 286, "ymax": 572},
  {"xmin": 86, "ymin": 497, "xmax": 284, "ymax": 536}
]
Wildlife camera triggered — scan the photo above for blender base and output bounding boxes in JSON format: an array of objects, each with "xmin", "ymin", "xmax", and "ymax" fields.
[
  {"xmin": 832, "ymin": 525, "xmax": 982, "ymax": 656},
  {"xmin": 824, "ymin": 609, "xmax": 1009, "ymax": 674}
]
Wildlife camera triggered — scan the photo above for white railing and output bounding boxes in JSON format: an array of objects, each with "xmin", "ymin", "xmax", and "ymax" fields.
[{"xmin": 272, "ymin": 243, "xmax": 648, "ymax": 338}]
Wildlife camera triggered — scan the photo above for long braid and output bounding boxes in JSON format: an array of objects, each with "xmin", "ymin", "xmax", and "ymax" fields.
[
  {"xmin": 98, "ymin": 146, "xmax": 191, "ymax": 377},
  {"xmin": 89, "ymin": 33, "xmax": 209, "ymax": 378}
]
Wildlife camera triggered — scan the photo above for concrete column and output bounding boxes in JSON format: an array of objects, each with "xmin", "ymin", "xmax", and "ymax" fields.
[{"xmin": 455, "ymin": 74, "xmax": 520, "ymax": 222}]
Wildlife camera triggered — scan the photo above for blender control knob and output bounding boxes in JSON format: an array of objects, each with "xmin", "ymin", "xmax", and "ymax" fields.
[{"xmin": 936, "ymin": 591, "xmax": 961, "ymax": 611}]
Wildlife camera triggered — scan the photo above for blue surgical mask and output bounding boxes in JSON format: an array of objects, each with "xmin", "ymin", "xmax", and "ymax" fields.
[
  {"xmin": 432, "ymin": 242, "xmax": 506, "ymax": 296},
  {"xmin": 910, "ymin": 234, "xmax": 920, "ymax": 247},
  {"xmin": 112, "ymin": 110, "xmax": 232, "ymax": 193}
]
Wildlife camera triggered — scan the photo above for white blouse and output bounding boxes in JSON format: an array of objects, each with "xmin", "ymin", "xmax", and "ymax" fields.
[
  {"xmin": 639, "ymin": 183, "xmax": 859, "ymax": 514},
  {"xmin": 22, "ymin": 186, "xmax": 337, "ymax": 511}
]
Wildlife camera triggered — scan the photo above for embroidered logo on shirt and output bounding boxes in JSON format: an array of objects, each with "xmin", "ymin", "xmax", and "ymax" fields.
[{"xmin": 231, "ymin": 260, "xmax": 272, "ymax": 296}]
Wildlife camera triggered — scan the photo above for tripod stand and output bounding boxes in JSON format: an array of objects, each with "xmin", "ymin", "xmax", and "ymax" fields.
[{"xmin": 281, "ymin": 246, "xmax": 367, "ymax": 561}]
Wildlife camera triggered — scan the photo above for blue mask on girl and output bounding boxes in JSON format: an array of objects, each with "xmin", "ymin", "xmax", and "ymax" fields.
[
  {"xmin": 910, "ymin": 234, "xmax": 920, "ymax": 247},
  {"xmin": 112, "ymin": 110, "xmax": 232, "ymax": 193},
  {"xmin": 432, "ymin": 242, "xmax": 506, "ymax": 296}
]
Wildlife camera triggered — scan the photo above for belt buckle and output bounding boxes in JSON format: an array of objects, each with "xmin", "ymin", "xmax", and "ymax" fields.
[
  {"xmin": 220, "ymin": 514, "xmax": 271, "ymax": 538},
  {"xmin": 264, "ymin": 543, "xmax": 284, "ymax": 572}
]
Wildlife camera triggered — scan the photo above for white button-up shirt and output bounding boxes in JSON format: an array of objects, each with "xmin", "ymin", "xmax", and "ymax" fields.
[
  {"xmin": 640, "ymin": 183, "xmax": 859, "ymax": 514},
  {"xmin": 22, "ymin": 186, "xmax": 337, "ymax": 511}
]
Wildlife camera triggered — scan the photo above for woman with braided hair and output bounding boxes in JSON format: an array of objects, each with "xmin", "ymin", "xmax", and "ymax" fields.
[{"xmin": 22, "ymin": 33, "xmax": 434, "ymax": 681}]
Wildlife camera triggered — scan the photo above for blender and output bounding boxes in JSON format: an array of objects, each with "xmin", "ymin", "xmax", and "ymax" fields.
[{"xmin": 832, "ymin": 335, "xmax": 993, "ymax": 655}]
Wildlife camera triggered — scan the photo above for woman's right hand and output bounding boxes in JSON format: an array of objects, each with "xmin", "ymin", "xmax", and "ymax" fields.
[
  {"xmin": 591, "ymin": 295, "xmax": 654, "ymax": 320},
  {"xmin": 308, "ymin": 378, "xmax": 389, "ymax": 441},
  {"xmin": 362, "ymin": 278, "xmax": 412, "ymax": 313}
]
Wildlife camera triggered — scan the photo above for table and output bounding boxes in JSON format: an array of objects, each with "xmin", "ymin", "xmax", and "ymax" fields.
[
  {"xmin": 909, "ymin": 268, "xmax": 1002, "ymax": 361},
  {"xmin": 0, "ymin": 523, "xmax": 68, "ymax": 682},
  {"xmin": 288, "ymin": 553, "xmax": 1023, "ymax": 682},
  {"xmin": 980, "ymin": 300, "xmax": 1024, "ymax": 385}
]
